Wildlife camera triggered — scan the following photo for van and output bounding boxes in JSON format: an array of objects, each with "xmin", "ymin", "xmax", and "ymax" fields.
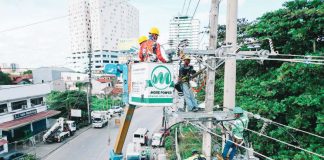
[
  {"xmin": 151, "ymin": 132, "xmax": 163, "ymax": 147},
  {"xmin": 133, "ymin": 128, "xmax": 149, "ymax": 146}
]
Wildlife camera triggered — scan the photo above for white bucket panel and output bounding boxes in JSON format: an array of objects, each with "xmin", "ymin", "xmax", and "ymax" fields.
[{"xmin": 129, "ymin": 62, "xmax": 175, "ymax": 106}]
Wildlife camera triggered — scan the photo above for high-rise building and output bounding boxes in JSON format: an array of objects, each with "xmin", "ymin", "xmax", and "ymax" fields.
[
  {"xmin": 68, "ymin": 0, "xmax": 139, "ymax": 73},
  {"xmin": 169, "ymin": 16, "xmax": 200, "ymax": 50}
]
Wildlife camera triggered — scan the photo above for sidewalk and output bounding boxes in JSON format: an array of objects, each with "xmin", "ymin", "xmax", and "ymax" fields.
[{"xmin": 20, "ymin": 126, "xmax": 91, "ymax": 159}]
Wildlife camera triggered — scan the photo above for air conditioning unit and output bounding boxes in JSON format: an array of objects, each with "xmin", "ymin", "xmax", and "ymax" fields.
[{"xmin": 22, "ymin": 105, "xmax": 27, "ymax": 110}]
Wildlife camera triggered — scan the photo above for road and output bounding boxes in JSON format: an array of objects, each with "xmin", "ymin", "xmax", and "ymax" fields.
[{"xmin": 44, "ymin": 106, "xmax": 163, "ymax": 160}]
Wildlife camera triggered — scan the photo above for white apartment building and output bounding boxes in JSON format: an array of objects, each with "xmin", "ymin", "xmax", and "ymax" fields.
[
  {"xmin": 68, "ymin": 0, "xmax": 139, "ymax": 73},
  {"xmin": 169, "ymin": 16, "xmax": 200, "ymax": 50}
]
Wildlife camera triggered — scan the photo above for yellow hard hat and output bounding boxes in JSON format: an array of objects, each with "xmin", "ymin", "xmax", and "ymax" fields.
[
  {"xmin": 149, "ymin": 27, "xmax": 160, "ymax": 35},
  {"xmin": 138, "ymin": 36, "xmax": 148, "ymax": 44},
  {"xmin": 183, "ymin": 55, "xmax": 191, "ymax": 60}
]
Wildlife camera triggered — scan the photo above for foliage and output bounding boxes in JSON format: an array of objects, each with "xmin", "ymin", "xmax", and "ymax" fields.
[
  {"xmin": 22, "ymin": 154, "xmax": 37, "ymax": 160},
  {"xmin": 75, "ymin": 81, "xmax": 87, "ymax": 91},
  {"xmin": 22, "ymin": 70, "xmax": 32, "ymax": 75},
  {"xmin": 212, "ymin": 1, "xmax": 324, "ymax": 159},
  {"xmin": 247, "ymin": 0, "xmax": 324, "ymax": 55},
  {"xmin": 92, "ymin": 96, "xmax": 120, "ymax": 110},
  {"xmin": 217, "ymin": 18, "xmax": 252, "ymax": 46},
  {"xmin": 46, "ymin": 90, "xmax": 87, "ymax": 119},
  {"xmin": 0, "ymin": 71, "xmax": 12, "ymax": 85}
]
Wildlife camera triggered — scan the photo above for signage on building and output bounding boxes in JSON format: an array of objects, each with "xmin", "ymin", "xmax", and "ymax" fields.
[
  {"xmin": 71, "ymin": 109, "xmax": 82, "ymax": 117},
  {"xmin": 14, "ymin": 109, "xmax": 37, "ymax": 120}
]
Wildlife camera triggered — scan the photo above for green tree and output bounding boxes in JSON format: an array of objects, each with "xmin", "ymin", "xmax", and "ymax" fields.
[
  {"xmin": 22, "ymin": 70, "xmax": 32, "ymax": 75},
  {"xmin": 213, "ymin": 0, "xmax": 324, "ymax": 159},
  {"xmin": 46, "ymin": 90, "xmax": 87, "ymax": 119},
  {"xmin": 0, "ymin": 71, "xmax": 12, "ymax": 85}
]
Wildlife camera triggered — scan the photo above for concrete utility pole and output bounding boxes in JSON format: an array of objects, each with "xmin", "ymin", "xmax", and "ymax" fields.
[
  {"xmin": 223, "ymin": 0, "xmax": 238, "ymax": 111},
  {"xmin": 87, "ymin": 52, "xmax": 92, "ymax": 124},
  {"xmin": 202, "ymin": 0, "xmax": 219, "ymax": 159}
]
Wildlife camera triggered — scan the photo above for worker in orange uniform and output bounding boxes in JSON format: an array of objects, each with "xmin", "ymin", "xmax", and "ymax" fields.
[
  {"xmin": 138, "ymin": 35, "xmax": 148, "ymax": 62},
  {"xmin": 138, "ymin": 27, "xmax": 167, "ymax": 63}
]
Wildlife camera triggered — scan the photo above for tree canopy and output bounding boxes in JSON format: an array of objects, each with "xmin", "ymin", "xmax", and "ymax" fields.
[
  {"xmin": 0, "ymin": 72, "xmax": 12, "ymax": 85},
  {"xmin": 212, "ymin": 0, "xmax": 324, "ymax": 159},
  {"xmin": 46, "ymin": 90, "xmax": 87, "ymax": 119}
]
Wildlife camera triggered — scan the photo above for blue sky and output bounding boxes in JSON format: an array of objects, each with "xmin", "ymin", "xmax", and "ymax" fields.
[{"xmin": 0, "ymin": 0, "xmax": 286, "ymax": 68}]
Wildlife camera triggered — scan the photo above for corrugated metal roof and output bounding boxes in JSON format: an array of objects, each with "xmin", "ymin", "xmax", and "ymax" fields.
[{"xmin": 0, "ymin": 84, "xmax": 51, "ymax": 102}]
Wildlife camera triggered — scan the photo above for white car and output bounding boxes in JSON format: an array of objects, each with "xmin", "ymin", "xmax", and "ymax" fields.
[
  {"xmin": 109, "ymin": 106, "xmax": 124, "ymax": 114},
  {"xmin": 151, "ymin": 133, "xmax": 163, "ymax": 147}
]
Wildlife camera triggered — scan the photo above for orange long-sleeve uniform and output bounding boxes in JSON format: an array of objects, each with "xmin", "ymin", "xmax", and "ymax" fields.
[{"xmin": 138, "ymin": 40, "xmax": 167, "ymax": 63}]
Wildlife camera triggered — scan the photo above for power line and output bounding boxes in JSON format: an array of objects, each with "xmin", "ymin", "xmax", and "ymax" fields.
[
  {"xmin": 0, "ymin": 15, "xmax": 68, "ymax": 34},
  {"xmin": 0, "ymin": 0, "xmax": 128, "ymax": 34},
  {"xmin": 185, "ymin": 0, "xmax": 192, "ymax": 16},
  {"xmin": 191, "ymin": 0, "xmax": 200, "ymax": 19},
  {"xmin": 188, "ymin": 121, "xmax": 274, "ymax": 160},
  {"xmin": 221, "ymin": 106, "xmax": 324, "ymax": 140},
  {"xmin": 245, "ymin": 128, "xmax": 324, "ymax": 158},
  {"xmin": 181, "ymin": 0, "xmax": 187, "ymax": 15}
]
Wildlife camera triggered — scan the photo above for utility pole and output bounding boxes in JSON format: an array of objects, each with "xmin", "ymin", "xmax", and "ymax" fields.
[
  {"xmin": 87, "ymin": 47, "xmax": 93, "ymax": 124},
  {"xmin": 202, "ymin": 0, "xmax": 219, "ymax": 159},
  {"xmin": 223, "ymin": 0, "xmax": 238, "ymax": 110},
  {"xmin": 222, "ymin": 0, "xmax": 238, "ymax": 154}
]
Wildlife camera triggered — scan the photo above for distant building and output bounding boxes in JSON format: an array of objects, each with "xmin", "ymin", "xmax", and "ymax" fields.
[
  {"xmin": 169, "ymin": 16, "xmax": 200, "ymax": 49},
  {"xmin": 0, "ymin": 63, "xmax": 25, "ymax": 74},
  {"xmin": 68, "ymin": 0, "xmax": 139, "ymax": 73},
  {"xmin": 32, "ymin": 67, "xmax": 74, "ymax": 84},
  {"xmin": 0, "ymin": 84, "xmax": 60, "ymax": 154}
]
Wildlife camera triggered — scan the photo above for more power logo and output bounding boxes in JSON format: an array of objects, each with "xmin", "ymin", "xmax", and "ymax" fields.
[{"xmin": 150, "ymin": 65, "xmax": 172, "ymax": 90}]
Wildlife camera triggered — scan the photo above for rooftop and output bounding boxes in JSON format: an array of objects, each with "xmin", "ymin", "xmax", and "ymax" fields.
[
  {"xmin": 0, "ymin": 110, "xmax": 60, "ymax": 131},
  {"xmin": 0, "ymin": 84, "xmax": 51, "ymax": 102}
]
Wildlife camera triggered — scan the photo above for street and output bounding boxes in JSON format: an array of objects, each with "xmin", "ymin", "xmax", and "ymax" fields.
[{"xmin": 43, "ymin": 106, "xmax": 163, "ymax": 160}]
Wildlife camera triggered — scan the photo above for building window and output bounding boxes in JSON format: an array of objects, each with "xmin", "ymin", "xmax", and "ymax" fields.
[
  {"xmin": 77, "ymin": 77, "xmax": 80, "ymax": 80},
  {"xmin": 67, "ymin": 76, "xmax": 71, "ymax": 80},
  {"xmin": 95, "ymin": 55, "xmax": 100, "ymax": 58},
  {"xmin": 103, "ymin": 60, "xmax": 109, "ymax": 63},
  {"xmin": 111, "ymin": 55, "xmax": 118, "ymax": 58},
  {"xmin": 31, "ymin": 97, "xmax": 43, "ymax": 106},
  {"xmin": 0, "ymin": 145, "xmax": 3, "ymax": 152},
  {"xmin": 114, "ymin": 61, "xmax": 119, "ymax": 63},
  {"xmin": 11, "ymin": 100, "xmax": 27, "ymax": 110},
  {"xmin": 0, "ymin": 104, "xmax": 8, "ymax": 114}
]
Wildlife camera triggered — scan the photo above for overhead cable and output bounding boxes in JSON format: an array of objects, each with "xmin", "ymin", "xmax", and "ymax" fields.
[
  {"xmin": 0, "ymin": 0, "xmax": 128, "ymax": 34},
  {"xmin": 185, "ymin": 0, "xmax": 192, "ymax": 16},
  {"xmin": 188, "ymin": 121, "xmax": 274, "ymax": 160},
  {"xmin": 181, "ymin": 0, "xmax": 187, "ymax": 15},
  {"xmin": 245, "ymin": 128, "xmax": 324, "ymax": 159},
  {"xmin": 191, "ymin": 0, "xmax": 201, "ymax": 19}
]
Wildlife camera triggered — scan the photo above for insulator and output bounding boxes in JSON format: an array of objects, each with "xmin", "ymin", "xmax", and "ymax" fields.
[{"xmin": 260, "ymin": 122, "xmax": 269, "ymax": 135}]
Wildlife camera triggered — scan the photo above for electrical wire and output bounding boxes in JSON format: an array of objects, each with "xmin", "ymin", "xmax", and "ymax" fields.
[
  {"xmin": 221, "ymin": 106, "xmax": 324, "ymax": 140},
  {"xmin": 0, "ymin": 0, "xmax": 128, "ymax": 34},
  {"xmin": 188, "ymin": 121, "xmax": 274, "ymax": 160},
  {"xmin": 181, "ymin": 0, "xmax": 187, "ymax": 15},
  {"xmin": 185, "ymin": 0, "xmax": 192, "ymax": 16},
  {"xmin": 245, "ymin": 128, "xmax": 324, "ymax": 159},
  {"xmin": 191, "ymin": 0, "xmax": 200, "ymax": 19},
  {"xmin": 0, "ymin": 15, "xmax": 68, "ymax": 34}
]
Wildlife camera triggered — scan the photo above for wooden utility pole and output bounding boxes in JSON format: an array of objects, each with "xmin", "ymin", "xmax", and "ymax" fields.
[
  {"xmin": 223, "ymin": 0, "xmax": 238, "ymax": 110},
  {"xmin": 202, "ymin": 0, "xmax": 219, "ymax": 159}
]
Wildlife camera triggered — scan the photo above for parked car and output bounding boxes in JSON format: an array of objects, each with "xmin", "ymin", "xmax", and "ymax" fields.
[
  {"xmin": 109, "ymin": 106, "xmax": 124, "ymax": 114},
  {"xmin": 151, "ymin": 132, "xmax": 164, "ymax": 147},
  {"xmin": 0, "ymin": 151, "xmax": 26, "ymax": 160}
]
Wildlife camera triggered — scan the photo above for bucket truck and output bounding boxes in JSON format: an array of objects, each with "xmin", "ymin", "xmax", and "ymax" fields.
[{"xmin": 43, "ymin": 117, "xmax": 76, "ymax": 143}]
